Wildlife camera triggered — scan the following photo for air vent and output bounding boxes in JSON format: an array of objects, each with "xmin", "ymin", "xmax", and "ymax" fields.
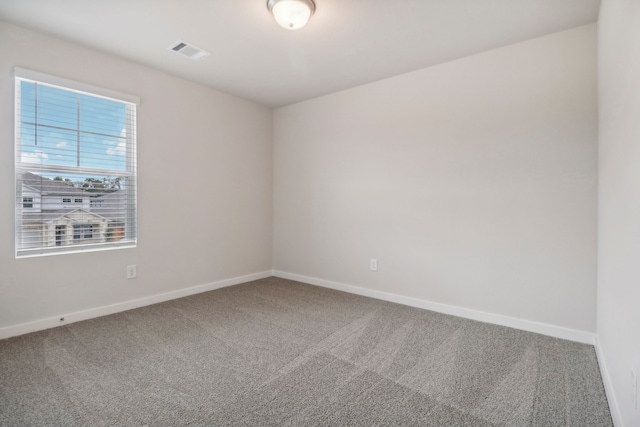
[{"xmin": 168, "ymin": 40, "xmax": 210, "ymax": 61}]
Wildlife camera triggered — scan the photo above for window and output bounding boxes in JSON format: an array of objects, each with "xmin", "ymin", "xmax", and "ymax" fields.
[
  {"xmin": 15, "ymin": 68, "xmax": 138, "ymax": 257},
  {"xmin": 55, "ymin": 225, "xmax": 65, "ymax": 247},
  {"xmin": 73, "ymin": 224, "xmax": 93, "ymax": 240}
]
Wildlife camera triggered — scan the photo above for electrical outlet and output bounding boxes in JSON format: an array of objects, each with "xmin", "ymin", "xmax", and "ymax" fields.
[
  {"xmin": 127, "ymin": 265, "xmax": 137, "ymax": 279},
  {"xmin": 370, "ymin": 258, "xmax": 378, "ymax": 272}
]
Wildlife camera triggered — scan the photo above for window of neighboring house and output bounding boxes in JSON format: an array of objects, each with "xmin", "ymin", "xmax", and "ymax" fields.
[
  {"xmin": 73, "ymin": 224, "xmax": 93, "ymax": 240},
  {"xmin": 55, "ymin": 225, "xmax": 65, "ymax": 247},
  {"xmin": 15, "ymin": 68, "xmax": 138, "ymax": 257}
]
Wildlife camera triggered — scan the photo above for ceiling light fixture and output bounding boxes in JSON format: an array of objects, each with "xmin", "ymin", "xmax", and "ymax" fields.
[{"xmin": 267, "ymin": 0, "xmax": 315, "ymax": 31}]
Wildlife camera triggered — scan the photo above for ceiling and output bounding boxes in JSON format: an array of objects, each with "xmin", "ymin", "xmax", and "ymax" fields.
[{"xmin": 0, "ymin": 0, "xmax": 600, "ymax": 108}]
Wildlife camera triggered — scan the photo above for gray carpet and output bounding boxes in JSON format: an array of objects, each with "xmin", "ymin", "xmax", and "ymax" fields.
[{"xmin": 0, "ymin": 277, "xmax": 612, "ymax": 426}]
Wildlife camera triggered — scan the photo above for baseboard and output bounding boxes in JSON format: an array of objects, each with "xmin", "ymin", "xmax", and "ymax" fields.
[
  {"xmin": 595, "ymin": 336, "xmax": 624, "ymax": 427},
  {"xmin": 2, "ymin": 269, "xmax": 596, "ymax": 346},
  {"xmin": 273, "ymin": 270, "xmax": 595, "ymax": 345},
  {"xmin": 0, "ymin": 270, "xmax": 273, "ymax": 340}
]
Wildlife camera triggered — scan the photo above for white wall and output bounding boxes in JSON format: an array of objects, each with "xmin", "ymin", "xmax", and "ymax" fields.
[
  {"xmin": 598, "ymin": 1, "xmax": 640, "ymax": 425},
  {"xmin": 0, "ymin": 21, "xmax": 273, "ymax": 331},
  {"xmin": 274, "ymin": 25, "xmax": 597, "ymax": 334}
]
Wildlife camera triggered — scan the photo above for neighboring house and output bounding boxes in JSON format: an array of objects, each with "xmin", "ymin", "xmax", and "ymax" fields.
[
  {"xmin": 90, "ymin": 190, "xmax": 127, "ymax": 242},
  {"xmin": 18, "ymin": 172, "xmax": 123, "ymax": 249}
]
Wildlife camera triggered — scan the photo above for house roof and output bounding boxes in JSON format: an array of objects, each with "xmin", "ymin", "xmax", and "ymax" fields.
[
  {"xmin": 21, "ymin": 172, "xmax": 90, "ymax": 196},
  {"xmin": 20, "ymin": 172, "xmax": 126, "ymax": 223}
]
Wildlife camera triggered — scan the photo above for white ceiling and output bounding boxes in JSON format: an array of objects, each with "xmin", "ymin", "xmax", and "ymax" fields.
[{"xmin": 0, "ymin": 0, "xmax": 600, "ymax": 107}]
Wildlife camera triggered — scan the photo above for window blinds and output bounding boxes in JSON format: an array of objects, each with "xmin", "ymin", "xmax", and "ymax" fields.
[{"xmin": 15, "ymin": 68, "xmax": 138, "ymax": 257}]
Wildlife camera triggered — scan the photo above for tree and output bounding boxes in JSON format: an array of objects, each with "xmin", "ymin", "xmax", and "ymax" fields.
[
  {"xmin": 67, "ymin": 176, "xmax": 122, "ymax": 193},
  {"xmin": 53, "ymin": 176, "xmax": 74, "ymax": 187}
]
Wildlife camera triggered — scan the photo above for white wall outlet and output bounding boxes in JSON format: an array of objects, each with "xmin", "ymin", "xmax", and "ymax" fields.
[
  {"xmin": 127, "ymin": 265, "xmax": 137, "ymax": 279},
  {"xmin": 370, "ymin": 258, "xmax": 378, "ymax": 272}
]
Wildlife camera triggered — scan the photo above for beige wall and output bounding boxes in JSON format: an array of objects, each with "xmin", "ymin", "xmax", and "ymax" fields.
[
  {"xmin": 0, "ymin": 21, "xmax": 273, "ymax": 329},
  {"xmin": 598, "ymin": 1, "xmax": 640, "ymax": 425},
  {"xmin": 274, "ymin": 25, "xmax": 597, "ymax": 333}
]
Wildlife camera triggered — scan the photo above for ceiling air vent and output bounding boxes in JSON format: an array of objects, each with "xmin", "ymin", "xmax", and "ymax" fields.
[{"xmin": 169, "ymin": 41, "xmax": 210, "ymax": 61}]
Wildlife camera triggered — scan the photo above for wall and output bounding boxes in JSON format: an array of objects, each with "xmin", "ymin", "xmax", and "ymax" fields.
[
  {"xmin": 273, "ymin": 25, "xmax": 597, "ymax": 335},
  {"xmin": 597, "ymin": 0, "xmax": 640, "ymax": 425},
  {"xmin": 0, "ymin": 21, "xmax": 273, "ymax": 333}
]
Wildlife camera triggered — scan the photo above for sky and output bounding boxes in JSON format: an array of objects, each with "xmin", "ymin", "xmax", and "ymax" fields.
[{"xmin": 18, "ymin": 80, "xmax": 131, "ymax": 173}]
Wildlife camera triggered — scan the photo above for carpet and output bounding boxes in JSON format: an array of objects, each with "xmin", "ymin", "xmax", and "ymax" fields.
[{"xmin": 0, "ymin": 277, "xmax": 612, "ymax": 426}]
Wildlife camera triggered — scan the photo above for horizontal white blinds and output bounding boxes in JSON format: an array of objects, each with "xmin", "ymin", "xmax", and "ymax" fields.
[{"xmin": 15, "ymin": 70, "xmax": 137, "ymax": 257}]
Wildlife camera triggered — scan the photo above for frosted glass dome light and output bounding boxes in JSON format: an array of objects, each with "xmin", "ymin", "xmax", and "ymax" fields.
[{"xmin": 267, "ymin": 0, "xmax": 316, "ymax": 31}]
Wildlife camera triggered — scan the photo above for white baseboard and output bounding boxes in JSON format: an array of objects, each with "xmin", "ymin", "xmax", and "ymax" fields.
[
  {"xmin": 595, "ymin": 336, "xmax": 623, "ymax": 427},
  {"xmin": 2, "ymin": 268, "xmax": 596, "ymax": 346},
  {"xmin": 273, "ymin": 270, "xmax": 595, "ymax": 345},
  {"xmin": 0, "ymin": 270, "xmax": 272, "ymax": 340}
]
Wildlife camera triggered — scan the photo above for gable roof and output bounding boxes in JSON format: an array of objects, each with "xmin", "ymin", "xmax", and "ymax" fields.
[{"xmin": 22, "ymin": 208, "xmax": 110, "ymax": 223}]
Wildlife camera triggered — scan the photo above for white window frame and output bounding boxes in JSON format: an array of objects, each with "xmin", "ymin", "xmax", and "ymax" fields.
[{"xmin": 14, "ymin": 68, "xmax": 139, "ymax": 258}]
